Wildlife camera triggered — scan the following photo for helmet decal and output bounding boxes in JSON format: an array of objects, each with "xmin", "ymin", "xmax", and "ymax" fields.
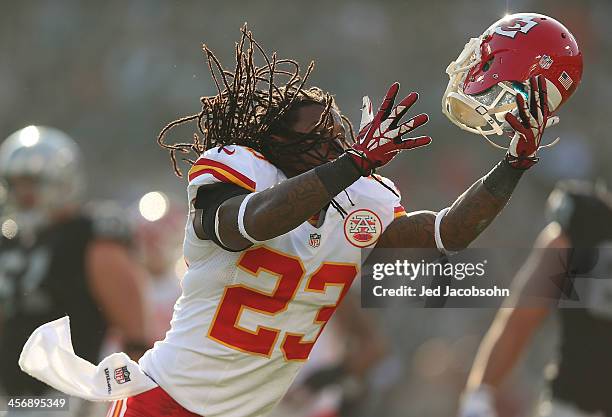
[{"xmin": 494, "ymin": 16, "xmax": 538, "ymax": 38}]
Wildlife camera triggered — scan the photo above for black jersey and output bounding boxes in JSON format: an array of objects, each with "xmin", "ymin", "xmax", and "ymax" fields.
[
  {"xmin": 0, "ymin": 209, "xmax": 131, "ymax": 395},
  {"xmin": 546, "ymin": 181, "xmax": 612, "ymax": 415}
]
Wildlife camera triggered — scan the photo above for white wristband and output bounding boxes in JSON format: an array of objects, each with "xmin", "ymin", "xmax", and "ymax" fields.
[
  {"xmin": 214, "ymin": 206, "xmax": 229, "ymax": 248},
  {"xmin": 238, "ymin": 193, "xmax": 263, "ymax": 244},
  {"xmin": 435, "ymin": 207, "xmax": 458, "ymax": 257}
]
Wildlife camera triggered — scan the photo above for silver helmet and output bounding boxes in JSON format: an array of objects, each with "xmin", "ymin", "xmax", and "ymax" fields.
[{"xmin": 0, "ymin": 125, "xmax": 84, "ymax": 235}]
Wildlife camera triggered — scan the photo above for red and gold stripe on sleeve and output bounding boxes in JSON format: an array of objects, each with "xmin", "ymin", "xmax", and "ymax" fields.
[
  {"xmin": 394, "ymin": 205, "xmax": 407, "ymax": 218},
  {"xmin": 188, "ymin": 158, "xmax": 256, "ymax": 192}
]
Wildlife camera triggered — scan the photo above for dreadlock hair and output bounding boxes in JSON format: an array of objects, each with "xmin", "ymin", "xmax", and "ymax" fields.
[{"xmin": 157, "ymin": 24, "xmax": 355, "ymax": 177}]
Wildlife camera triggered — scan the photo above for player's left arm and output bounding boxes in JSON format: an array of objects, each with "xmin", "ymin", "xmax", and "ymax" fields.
[
  {"xmin": 377, "ymin": 75, "xmax": 553, "ymax": 251},
  {"xmin": 376, "ymin": 158, "xmax": 522, "ymax": 250},
  {"xmin": 87, "ymin": 240, "xmax": 149, "ymax": 359}
]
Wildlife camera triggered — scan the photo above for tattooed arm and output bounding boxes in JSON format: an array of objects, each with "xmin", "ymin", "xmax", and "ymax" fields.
[
  {"xmin": 196, "ymin": 154, "xmax": 362, "ymax": 251},
  {"xmin": 376, "ymin": 159, "xmax": 524, "ymax": 251}
]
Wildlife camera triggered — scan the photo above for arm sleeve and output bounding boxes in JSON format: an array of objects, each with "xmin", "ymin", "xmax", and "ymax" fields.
[
  {"xmin": 185, "ymin": 146, "xmax": 280, "ymax": 252},
  {"xmin": 193, "ymin": 183, "xmax": 250, "ymax": 252}
]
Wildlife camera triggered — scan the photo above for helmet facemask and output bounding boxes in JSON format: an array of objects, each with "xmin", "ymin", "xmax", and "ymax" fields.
[{"xmin": 442, "ymin": 36, "xmax": 525, "ymax": 144}]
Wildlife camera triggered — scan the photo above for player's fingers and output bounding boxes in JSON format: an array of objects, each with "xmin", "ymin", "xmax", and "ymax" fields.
[
  {"xmin": 359, "ymin": 96, "xmax": 374, "ymax": 131},
  {"xmin": 538, "ymin": 75, "xmax": 550, "ymax": 119},
  {"xmin": 505, "ymin": 111, "xmax": 528, "ymax": 134},
  {"xmin": 515, "ymin": 93, "xmax": 534, "ymax": 128},
  {"xmin": 390, "ymin": 113, "xmax": 429, "ymax": 139},
  {"xmin": 528, "ymin": 76, "xmax": 539, "ymax": 120},
  {"xmin": 374, "ymin": 82, "xmax": 400, "ymax": 123},
  {"xmin": 395, "ymin": 135, "xmax": 432, "ymax": 150},
  {"xmin": 388, "ymin": 92, "xmax": 419, "ymax": 122},
  {"xmin": 356, "ymin": 122, "xmax": 372, "ymax": 143},
  {"xmin": 532, "ymin": 76, "xmax": 545, "ymax": 124}
]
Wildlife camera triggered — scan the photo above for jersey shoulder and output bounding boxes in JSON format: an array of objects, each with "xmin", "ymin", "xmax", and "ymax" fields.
[
  {"xmin": 187, "ymin": 145, "xmax": 282, "ymax": 194},
  {"xmin": 349, "ymin": 174, "xmax": 405, "ymax": 218}
]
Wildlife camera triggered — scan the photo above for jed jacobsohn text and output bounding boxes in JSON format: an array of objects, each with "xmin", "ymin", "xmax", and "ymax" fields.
[
  {"xmin": 372, "ymin": 284, "xmax": 509, "ymax": 297},
  {"xmin": 372, "ymin": 259, "xmax": 487, "ymax": 281}
]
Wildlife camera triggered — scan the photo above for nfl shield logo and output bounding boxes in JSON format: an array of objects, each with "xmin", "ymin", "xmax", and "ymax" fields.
[
  {"xmin": 114, "ymin": 366, "xmax": 131, "ymax": 384},
  {"xmin": 538, "ymin": 55, "xmax": 553, "ymax": 69},
  {"xmin": 309, "ymin": 233, "xmax": 321, "ymax": 248}
]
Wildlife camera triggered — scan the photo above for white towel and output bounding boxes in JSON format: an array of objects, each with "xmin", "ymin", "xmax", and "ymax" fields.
[{"xmin": 18, "ymin": 316, "xmax": 157, "ymax": 401}]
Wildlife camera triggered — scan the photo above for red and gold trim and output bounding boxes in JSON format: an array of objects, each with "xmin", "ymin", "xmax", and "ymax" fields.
[
  {"xmin": 188, "ymin": 158, "xmax": 256, "ymax": 192},
  {"xmin": 244, "ymin": 147, "xmax": 267, "ymax": 161},
  {"xmin": 106, "ymin": 399, "xmax": 126, "ymax": 417},
  {"xmin": 394, "ymin": 205, "xmax": 407, "ymax": 218}
]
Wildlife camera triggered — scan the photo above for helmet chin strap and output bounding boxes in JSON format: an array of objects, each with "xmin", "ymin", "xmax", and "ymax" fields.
[
  {"xmin": 442, "ymin": 37, "xmax": 482, "ymax": 130},
  {"xmin": 477, "ymin": 124, "xmax": 561, "ymax": 152},
  {"xmin": 477, "ymin": 130, "xmax": 508, "ymax": 150},
  {"xmin": 445, "ymin": 37, "xmax": 482, "ymax": 76}
]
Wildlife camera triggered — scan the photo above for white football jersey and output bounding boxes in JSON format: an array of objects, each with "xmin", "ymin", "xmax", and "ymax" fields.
[{"xmin": 139, "ymin": 145, "xmax": 405, "ymax": 417}]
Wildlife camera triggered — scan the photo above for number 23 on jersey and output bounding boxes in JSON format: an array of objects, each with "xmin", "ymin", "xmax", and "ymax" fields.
[{"xmin": 208, "ymin": 246, "xmax": 358, "ymax": 361}]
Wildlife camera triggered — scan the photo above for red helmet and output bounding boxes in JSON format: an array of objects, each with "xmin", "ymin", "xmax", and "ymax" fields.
[{"xmin": 442, "ymin": 13, "xmax": 583, "ymax": 138}]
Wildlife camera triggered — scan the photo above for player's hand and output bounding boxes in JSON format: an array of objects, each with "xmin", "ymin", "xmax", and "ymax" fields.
[
  {"xmin": 504, "ymin": 75, "xmax": 559, "ymax": 169},
  {"xmin": 347, "ymin": 82, "xmax": 431, "ymax": 175}
]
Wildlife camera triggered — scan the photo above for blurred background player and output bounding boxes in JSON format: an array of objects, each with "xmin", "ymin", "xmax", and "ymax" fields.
[
  {"xmin": 0, "ymin": 126, "xmax": 149, "ymax": 416},
  {"xmin": 133, "ymin": 191, "xmax": 183, "ymax": 343},
  {"xmin": 459, "ymin": 180, "xmax": 612, "ymax": 417},
  {"xmin": 99, "ymin": 191, "xmax": 183, "ymax": 358}
]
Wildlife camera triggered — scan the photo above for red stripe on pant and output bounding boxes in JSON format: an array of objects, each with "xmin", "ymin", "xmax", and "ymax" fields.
[{"xmin": 105, "ymin": 387, "xmax": 201, "ymax": 417}]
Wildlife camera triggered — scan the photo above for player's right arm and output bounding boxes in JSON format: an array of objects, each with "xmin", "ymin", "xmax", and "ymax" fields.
[
  {"xmin": 194, "ymin": 83, "xmax": 431, "ymax": 251},
  {"xmin": 459, "ymin": 222, "xmax": 570, "ymax": 416},
  {"xmin": 203, "ymin": 155, "xmax": 362, "ymax": 250}
]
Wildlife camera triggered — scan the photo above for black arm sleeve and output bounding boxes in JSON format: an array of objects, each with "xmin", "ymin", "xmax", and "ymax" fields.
[{"xmin": 194, "ymin": 183, "xmax": 251, "ymax": 252}]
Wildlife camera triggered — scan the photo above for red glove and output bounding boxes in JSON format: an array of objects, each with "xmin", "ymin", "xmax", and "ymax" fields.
[
  {"xmin": 504, "ymin": 75, "xmax": 559, "ymax": 169},
  {"xmin": 347, "ymin": 83, "xmax": 431, "ymax": 175}
]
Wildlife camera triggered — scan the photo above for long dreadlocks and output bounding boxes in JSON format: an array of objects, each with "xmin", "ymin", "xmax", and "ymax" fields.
[{"xmin": 158, "ymin": 24, "xmax": 355, "ymax": 177}]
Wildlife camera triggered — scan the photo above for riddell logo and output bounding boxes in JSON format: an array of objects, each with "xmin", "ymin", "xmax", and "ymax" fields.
[{"xmin": 344, "ymin": 209, "xmax": 382, "ymax": 248}]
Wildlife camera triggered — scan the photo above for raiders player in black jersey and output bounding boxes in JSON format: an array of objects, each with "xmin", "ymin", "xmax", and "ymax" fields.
[
  {"xmin": 458, "ymin": 180, "xmax": 612, "ymax": 417},
  {"xmin": 0, "ymin": 126, "xmax": 148, "ymax": 416}
]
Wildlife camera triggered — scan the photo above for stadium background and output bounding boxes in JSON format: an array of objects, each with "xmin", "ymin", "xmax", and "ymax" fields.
[{"xmin": 0, "ymin": 0, "xmax": 609, "ymax": 416}]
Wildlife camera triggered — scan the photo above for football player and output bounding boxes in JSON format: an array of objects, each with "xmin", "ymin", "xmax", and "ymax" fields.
[
  {"xmin": 20, "ymin": 14, "xmax": 581, "ymax": 417},
  {"xmin": 459, "ymin": 180, "xmax": 612, "ymax": 417},
  {"xmin": 0, "ymin": 126, "xmax": 148, "ymax": 416},
  {"xmin": 133, "ymin": 18, "xmax": 579, "ymax": 416}
]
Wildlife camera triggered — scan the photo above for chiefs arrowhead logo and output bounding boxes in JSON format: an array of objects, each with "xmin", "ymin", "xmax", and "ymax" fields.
[{"xmin": 344, "ymin": 209, "xmax": 382, "ymax": 248}]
